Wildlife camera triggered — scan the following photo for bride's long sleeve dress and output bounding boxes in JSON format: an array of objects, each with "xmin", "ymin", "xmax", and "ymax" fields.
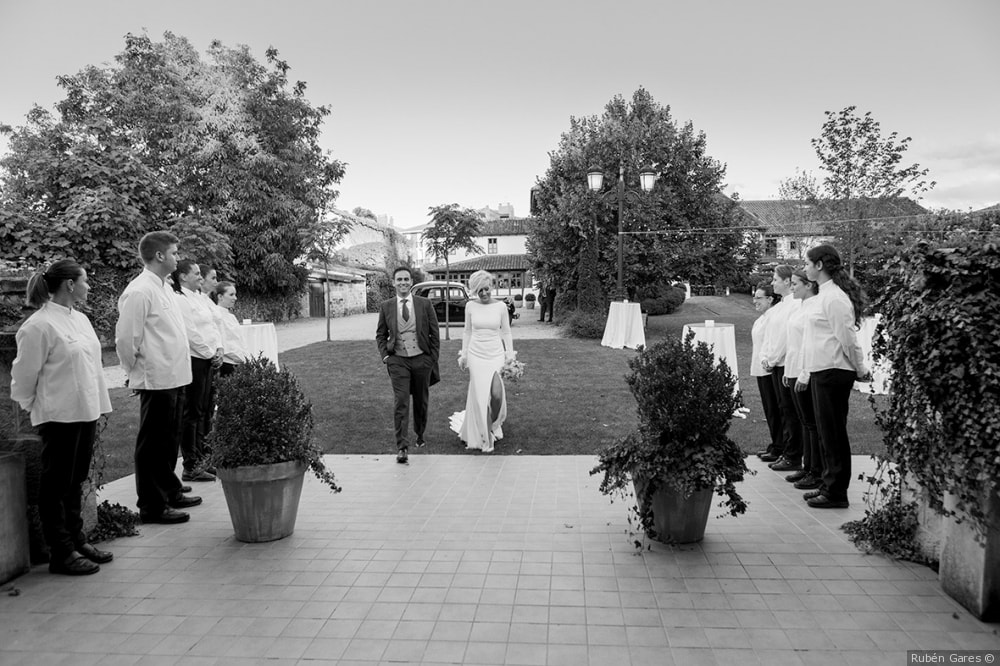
[{"xmin": 449, "ymin": 300, "xmax": 513, "ymax": 452}]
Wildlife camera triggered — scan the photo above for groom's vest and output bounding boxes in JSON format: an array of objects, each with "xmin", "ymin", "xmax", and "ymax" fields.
[{"xmin": 394, "ymin": 300, "xmax": 423, "ymax": 357}]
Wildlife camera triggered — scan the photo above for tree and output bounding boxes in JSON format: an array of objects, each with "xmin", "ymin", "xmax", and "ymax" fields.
[
  {"xmin": 352, "ymin": 206, "xmax": 377, "ymax": 220},
  {"xmin": 806, "ymin": 106, "xmax": 935, "ymax": 276},
  {"xmin": 422, "ymin": 204, "xmax": 484, "ymax": 340},
  {"xmin": 301, "ymin": 210, "xmax": 353, "ymax": 341},
  {"xmin": 528, "ymin": 88, "xmax": 755, "ymax": 308},
  {"xmin": 1, "ymin": 31, "xmax": 345, "ymax": 311}
]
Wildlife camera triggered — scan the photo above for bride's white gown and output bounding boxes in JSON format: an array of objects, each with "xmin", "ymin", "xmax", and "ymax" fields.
[{"xmin": 449, "ymin": 300, "xmax": 513, "ymax": 452}]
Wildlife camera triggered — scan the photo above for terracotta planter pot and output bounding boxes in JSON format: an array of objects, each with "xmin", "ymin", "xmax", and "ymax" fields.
[
  {"xmin": 632, "ymin": 473, "xmax": 714, "ymax": 544},
  {"xmin": 217, "ymin": 460, "xmax": 307, "ymax": 543}
]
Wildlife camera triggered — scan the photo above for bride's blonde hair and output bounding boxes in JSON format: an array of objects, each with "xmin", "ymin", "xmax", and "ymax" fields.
[{"xmin": 468, "ymin": 270, "xmax": 494, "ymax": 295}]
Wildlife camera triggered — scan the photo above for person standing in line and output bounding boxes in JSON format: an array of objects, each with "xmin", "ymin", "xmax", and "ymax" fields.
[
  {"xmin": 450, "ymin": 270, "xmax": 516, "ymax": 453},
  {"xmin": 375, "ymin": 267, "xmax": 440, "ymax": 464},
  {"xmin": 11, "ymin": 259, "xmax": 114, "ymax": 575},
  {"xmin": 116, "ymin": 231, "xmax": 201, "ymax": 524},
  {"xmin": 171, "ymin": 260, "xmax": 224, "ymax": 482},
  {"xmin": 785, "ymin": 270, "xmax": 823, "ymax": 490},
  {"xmin": 210, "ymin": 281, "xmax": 250, "ymax": 377},
  {"xmin": 801, "ymin": 244, "xmax": 870, "ymax": 509},
  {"xmin": 761, "ymin": 265, "xmax": 803, "ymax": 472},
  {"xmin": 750, "ymin": 283, "xmax": 784, "ymax": 460}
]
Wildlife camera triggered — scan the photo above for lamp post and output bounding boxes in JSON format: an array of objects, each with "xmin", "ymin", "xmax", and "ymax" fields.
[{"xmin": 587, "ymin": 164, "xmax": 659, "ymax": 300}]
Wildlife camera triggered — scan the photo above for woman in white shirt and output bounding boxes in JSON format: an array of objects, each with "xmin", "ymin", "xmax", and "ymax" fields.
[
  {"xmin": 760, "ymin": 265, "xmax": 803, "ymax": 471},
  {"xmin": 750, "ymin": 283, "xmax": 784, "ymax": 460},
  {"xmin": 171, "ymin": 260, "xmax": 223, "ymax": 483},
  {"xmin": 210, "ymin": 281, "xmax": 250, "ymax": 376},
  {"xmin": 10, "ymin": 259, "xmax": 113, "ymax": 576},
  {"xmin": 784, "ymin": 270, "xmax": 822, "ymax": 490},
  {"xmin": 802, "ymin": 245, "xmax": 870, "ymax": 509}
]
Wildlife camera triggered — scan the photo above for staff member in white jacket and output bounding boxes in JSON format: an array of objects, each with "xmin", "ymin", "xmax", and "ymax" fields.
[
  {"xmin": 750, "ymin": 283, "xmax": 784, "ymax": 460},
  {"xmin": 761, "ymin": 265, "xmax": 803, "ymax": 472},
  {"xmin": 11, "ymin": 259, "xmax": 113, "ymax": 575},
  {"xmin": 801, "ymin": 244, "xmax": 870, "ymax": 509},
  {"xmin": 117, "ymin": 231, "xmax": 200, "ymax": 524},
  {"xmin": 784, "ymin": 270, "xmax": 823, "ymax": 490},
  {"xmin": 210, "ymin": 281, "xmax": 250, "ymax": 376},
  {"xmin": 171, "ymin": 260, "xmax": 223, "ymax": 482}
]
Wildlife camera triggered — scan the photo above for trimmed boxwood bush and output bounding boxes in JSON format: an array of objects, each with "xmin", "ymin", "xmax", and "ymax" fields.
[
  {"xmin": 640, "ymin": 287, "xmax": 686, "ymax": 316},
  {"xmin": 524, "ymin": 293, "xmax": 536, "ymax": 302},
  {"xmin": 561, "ymin": 309, "xmax": 607, "ymax": 339}
]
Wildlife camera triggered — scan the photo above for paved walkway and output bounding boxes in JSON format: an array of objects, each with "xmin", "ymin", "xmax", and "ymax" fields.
[
  {"xmin": 2, "ymin": 456, "xmax": 998, "ymax": 665},
  {"xmin": 13, "ymin": 306, "xmax": 998, "ymax": 664}
]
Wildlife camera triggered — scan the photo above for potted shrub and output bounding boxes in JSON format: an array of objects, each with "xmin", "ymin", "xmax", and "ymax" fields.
[
  {"xmin": 524, "ymin": 292, "xmax": 536, "ymax": 309},
  {"xmin": 591, "ymin": 333, "xmax": 750, "ymax": 543},
  {"xmin": 513, "ymin": 293, "xmax": 523, "ymax": 308},
  {"xmin": 206, "ymin": 356, "xmax": 341, "ymax": 542}
]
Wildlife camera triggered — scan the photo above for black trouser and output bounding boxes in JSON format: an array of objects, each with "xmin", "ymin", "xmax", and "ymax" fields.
[
  {"xmin": 790, "ymin": 382, "xmax": 822, "ymax": 476},
  {"xmin": 135, "ymin": 388, "xmax": 185, "ymax": 514},
  {"xmin": 771, "ymin": 367, "xmax": 802, "ymax": 462},
  {"xmin": 181, "ymin": 357, "xmax": 214, "ymax": 472},
  {"xmin": 386, "ymin": 353, "xmax": 432, "ymax": 449},
  {"xmin": 38, "ymin": 421, "xmax": 97, "ymax": 561},
  {"xmin": 757, "ymin": 374, "xmax": 783, "ymax": 454},
  {"xmin": 811, "ymin": 368, "xmax": 857, "ymax": 501},
  {"xmin": 219, "ymin": 362, "xmax": 237, "ymax": 378}
]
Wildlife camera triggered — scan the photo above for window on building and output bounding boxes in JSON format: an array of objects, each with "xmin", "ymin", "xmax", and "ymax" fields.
[
  {"xmin": 788, "ymin": 239, "xmax": 799, "ymax": 252},
  {"xmin": 487, "ymin": 238, "xmax": 498, "ymax": 254},
  {"xmin": 765, "ymin": 238, "xmax": 778, "ymax": 256}
]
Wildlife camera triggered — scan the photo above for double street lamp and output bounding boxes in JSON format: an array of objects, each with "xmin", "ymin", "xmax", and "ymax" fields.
[{"xmin": 586, "ymin": 164, "xmax": 659, "ymax": 300}]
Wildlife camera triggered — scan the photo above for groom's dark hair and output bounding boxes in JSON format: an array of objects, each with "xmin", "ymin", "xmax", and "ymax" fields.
[{"xmin": 392, "ymin": 266, "xmax": 412, "ymax": 279}]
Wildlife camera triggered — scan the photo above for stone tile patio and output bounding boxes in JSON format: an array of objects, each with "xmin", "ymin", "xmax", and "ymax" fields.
[{"xmin": 2, "ymin": 455, "xmax": 998, "ymax": 665}]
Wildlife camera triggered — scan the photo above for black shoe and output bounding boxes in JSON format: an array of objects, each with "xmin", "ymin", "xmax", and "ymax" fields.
[
  {"xmin": 794, "ymin": 474, "xmax": 823, "ymax": 490},
  {"xmin": 785, "ymin": 470, "xmax": 809, "ymax": 483},
  {"xmin": 182, "ymin": 469, "xmax": 216, "ymax": 482},
  {"xmin": 414, "ymin": 440, "xmax": 426, "ymax": 448},
  {"xmin": 770, "ymin": 458, "xmax": 802, "ymax": 472},
  {"xmin": 179, "ymin": 484, "xmax": 193, "ymax": 493},
  {"xmin": 204, "ymin": 466, "xmax": 217, "ymax": 475},
  {"xmin": 396, "ymin": 447, "xmax": 408, "ymax": 464},
  {"xmin": 141, "ymin": 507, "xmax": 190, "ymax": 524},
  {"xmin": 49, "ymin": 552, "xmax": 100, "ymax": 576},
  {"xmin": 807, "ymin": 495, "xmax": 849, "ymax": 509},
  {"xmin": 759, "ymin": 452, "xmax": 781, "ymax": 463},
  {"xmin": 755, "ymin": 449, "xmax": 772, "ymax": 458},
  {"xmin": 802, "ymin": 489, "xmax": 824, "ymax": 501},
  {"xmin": 168, "ymin": 494, "xmax": 202, "ymax": 509},
  {"xmin": 77, "ymin": 543, "xmax": 113, "ymax": 564}
]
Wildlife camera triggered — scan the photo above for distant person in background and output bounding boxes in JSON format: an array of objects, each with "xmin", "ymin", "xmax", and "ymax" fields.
[
  {"xmin": 11, "ymin": 259, "xmax": 113, "ymax": 575},
  {"xmin": 538, "ymin": 284, "xmax": 556, "ymax": 323},
  {"xmin": 116, "ymin": 231, "xmax": 199, "ymax": 524},
  {"xmin": 171, "ymin": 260, "xmax": 223, "ymax": 482},
  {"xmin": 785, "ymin": 269, "xmax": 823, "ymax": 490},
  {"xmin": 761, "ymin": 265, "xmax": 803, "ymax": 472},
  {"xmin": 211, "ymin": 281, "xmax": 250, "ymax": 377},
  {"xmin": 801, "ymin": 244, "xmax": 870, "ymax": 509},
  {"xmin": 750, "ymin": 282, "xmax": 783, "ymax": 461}
]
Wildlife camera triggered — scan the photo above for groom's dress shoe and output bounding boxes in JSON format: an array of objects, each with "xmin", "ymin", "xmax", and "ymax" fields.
[{"xmin": 396, "ymin": 447, "xmax": 409, "ymax": 464}]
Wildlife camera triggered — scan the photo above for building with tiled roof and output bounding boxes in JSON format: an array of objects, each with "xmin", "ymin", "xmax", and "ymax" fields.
[{"xmin": 739, "ymin": 198, "xmax": 928, "ymax": 261}]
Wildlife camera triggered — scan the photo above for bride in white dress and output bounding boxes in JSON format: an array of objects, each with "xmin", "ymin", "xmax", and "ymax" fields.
[{"xmin": 450, "ymin": 270, "xmax": 515, "ymax": 452}]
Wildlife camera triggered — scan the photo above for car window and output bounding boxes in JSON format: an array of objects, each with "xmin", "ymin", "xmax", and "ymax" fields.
[
  {"xmin": 449, "ymin": 288, "xmax": 466, "ymax": 300},
  {"xmin": 426, "ymin": 288, "xmax": 441, "ymax": 300}
]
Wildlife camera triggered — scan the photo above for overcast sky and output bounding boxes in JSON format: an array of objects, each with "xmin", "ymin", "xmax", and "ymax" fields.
[{"xmin": 1, "ymin": 0, "xmax": 997, "ymax": 228}]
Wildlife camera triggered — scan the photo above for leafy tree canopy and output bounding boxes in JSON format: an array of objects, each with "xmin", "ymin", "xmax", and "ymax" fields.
[
  {"xmin": 0, "ymin": 31, "xmax": 345, "ymax": 298},
  {"xmin": 528, "ymin": 88, "xmax": 757, "ymax": 304},
  {"xmin": 352, "ymin": 206, "xmax": 377, "ymax": 220}
]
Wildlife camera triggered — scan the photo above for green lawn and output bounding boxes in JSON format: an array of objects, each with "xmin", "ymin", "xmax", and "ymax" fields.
[{"xmin": 96, "ymin": 296, "xmax": 887, "ymax": 484}]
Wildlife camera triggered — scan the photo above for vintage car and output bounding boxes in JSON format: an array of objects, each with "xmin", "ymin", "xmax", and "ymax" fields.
[{"xmin": 410, "ymin": 280, "xmax": 469, "ymax": 323}]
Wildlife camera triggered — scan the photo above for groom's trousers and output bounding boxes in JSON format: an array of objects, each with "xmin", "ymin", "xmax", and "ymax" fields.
[{"xmin": 386, "ymin": 352, "xmax": 433, "ymax": 449}]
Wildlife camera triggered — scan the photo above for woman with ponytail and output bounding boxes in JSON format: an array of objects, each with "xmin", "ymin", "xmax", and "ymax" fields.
[
  {"xmin": 10, "ymin": 259, "xmax": 113, "ymax": 575},
  {"xmin": 800, "ymin": 244, "xmax": 870, "ymax": 509}
]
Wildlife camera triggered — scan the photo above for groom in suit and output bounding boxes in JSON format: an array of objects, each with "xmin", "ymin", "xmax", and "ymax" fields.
[{"xmin": 376, "ymin": 267, "xmax": 440, "ymax": 463}]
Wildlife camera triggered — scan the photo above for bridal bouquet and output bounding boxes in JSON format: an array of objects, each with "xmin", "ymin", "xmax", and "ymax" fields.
[{"xmin": 500, "ymin": 355, "xmax": 525, "ymax": 382}]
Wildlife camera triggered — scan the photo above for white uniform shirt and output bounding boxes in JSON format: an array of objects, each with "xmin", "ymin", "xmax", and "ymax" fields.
[
  {"xmin": 11, "ymin": 302, "xmax": 112, "ymax": 426},
  {"xmin": 213, "ymin": 305, "xmax": 250, "ymax": 364},
  {"xmin": 802, "ymin": 280, "xmax": 869, "ymax": 381},
  {"xmin": 761, "ymin": 293, "xmax": 799, "ymax": 369},
  {"xmin": 749, "ymin": 308, "xmax": 774, "ymax": 378},
  {"xmin": 175, "ymin": 287, "xmax": 222, "ymax": 360},
  {"xmin": 115, "ymin": 269, "xmax": 192, "ymax": 390},
  {"xmin": 785, "ymin": 296, "xmax": 820, "ymax": 383}
]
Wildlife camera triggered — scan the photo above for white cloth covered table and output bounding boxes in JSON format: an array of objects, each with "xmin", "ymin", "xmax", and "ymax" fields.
[
  {"xmin": 601, "ymin": 302, "xmax": 645, "ymax": 350},
  {"xmin": 238, "ymin": 322, "xmax": 280, "ymax": 370},
  {"xmin": 682, "ymin": 322, "xmax": 739, "ymax": 380}
]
